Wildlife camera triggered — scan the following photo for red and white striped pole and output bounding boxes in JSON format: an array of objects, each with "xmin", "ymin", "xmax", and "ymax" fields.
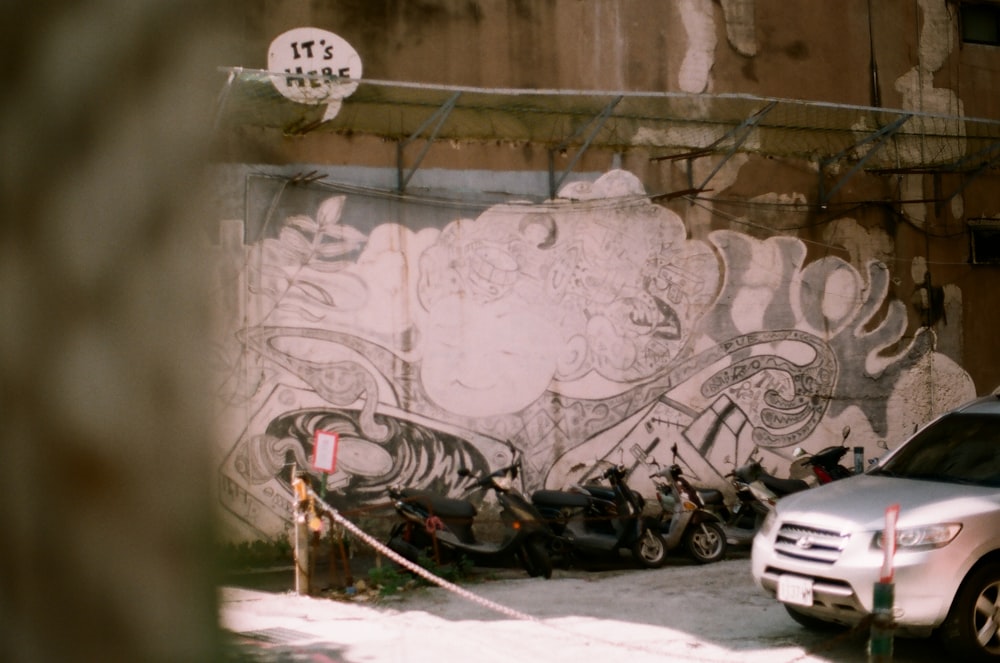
[{"xmin": 869, "ymin": 503, "xmax": 899, "ymax": 662}]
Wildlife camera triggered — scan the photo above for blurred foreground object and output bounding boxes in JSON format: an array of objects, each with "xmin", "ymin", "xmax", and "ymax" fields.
[{"xmin": 0, "ymin": 2, "xmax": 227, "ymax": 661}]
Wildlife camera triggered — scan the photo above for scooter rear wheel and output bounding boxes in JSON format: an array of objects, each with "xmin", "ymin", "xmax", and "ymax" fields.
[
  {"xmin": 517, "ymin": 535, "xmax": 553, "ymax": 579},
  {"xmin": 684, "ymin": 521, "xmax": 727, "ymax": 564}
]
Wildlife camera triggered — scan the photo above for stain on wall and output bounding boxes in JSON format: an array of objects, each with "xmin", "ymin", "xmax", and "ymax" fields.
[{"xmin": 213, "ymin": 169, "xmax": 974, "ymax": 541}]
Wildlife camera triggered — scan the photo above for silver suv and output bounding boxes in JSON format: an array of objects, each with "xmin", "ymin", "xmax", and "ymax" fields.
[{"xmin": 751, "ymin": 395, "xmax": 1000, "ymax": 662}]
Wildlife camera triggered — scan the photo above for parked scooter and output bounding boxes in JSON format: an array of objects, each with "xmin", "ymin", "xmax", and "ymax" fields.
[
  {"xmin": 733, "ymin": 426, "xmax": 856, "ymax": 513},
  {"xmin": 732, "ymin": 449, "xmax": 812, "ymax": 512},
  {"xmin": 631, "ymin": 441, "xmax": 728, "ymax": 564},
  {"xmin": 797, "ymin": 426, "xmax": 855, "ymax": 484},
  {"xmin": 692, "ymin": 470, "xmax": 770, "ymax": 548},
  {"xmin": 386, "ymin": 443, "xmax": 552, "ymax": 578},
  {"xmin": 531, "ymin": 458, "xmax": 669, "ymax": 569},
  {"xmin": 690, "ymin": 429, "xmax": 857, "ymax": 547}
]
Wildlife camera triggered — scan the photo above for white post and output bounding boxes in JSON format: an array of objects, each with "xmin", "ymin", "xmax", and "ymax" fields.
[{"xmin": 292, "ymin": 472, "xmax": 312, "ymax": 596}]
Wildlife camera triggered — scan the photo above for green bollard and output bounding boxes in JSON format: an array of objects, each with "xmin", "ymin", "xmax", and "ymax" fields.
[{"xmin": 868, "ymin": 581, "xmax": 895, "ymax": 662}]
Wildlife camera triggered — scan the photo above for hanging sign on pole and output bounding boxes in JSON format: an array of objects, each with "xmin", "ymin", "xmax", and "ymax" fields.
[{"xmin": 312, "ymin": 430, "xmax": 340, "ymax": 473}]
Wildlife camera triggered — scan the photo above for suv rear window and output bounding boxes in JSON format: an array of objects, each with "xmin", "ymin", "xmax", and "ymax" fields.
[{"xmin": 873, "ymin": 413, "xmax": 1000, "ymax": 487}]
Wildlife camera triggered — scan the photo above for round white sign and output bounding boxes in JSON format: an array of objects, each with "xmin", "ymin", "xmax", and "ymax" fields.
[{"xmin": 267, "ymin": 27, "xmax": 362, "ymax": 106}]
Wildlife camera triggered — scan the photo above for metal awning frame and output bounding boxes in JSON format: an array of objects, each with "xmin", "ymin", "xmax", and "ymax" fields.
[
  {"xmin": 547, "ymin": 95, "xmax": 623, "ymax": 198},
  {"xmin": 647, "ymin": 100, "xmax": 777, "ymax": 200},
  {"xmin": 396, "ymin": 90, "xmax": 461, "ymax": 192},
  {"xmin": 818, "ymin": 113, "xmax": 912, "ymax": 207},
  {"xmin": 693, "ymin": 100, "xmax": 778, "ymax": 193},
  {"xmin": 216, "ymin": 69, "xmax": 1000, "ymax": 206}
]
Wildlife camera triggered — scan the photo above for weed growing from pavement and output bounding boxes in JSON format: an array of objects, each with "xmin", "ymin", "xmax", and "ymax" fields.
[{"xmin": 364, "ymin": 554, "xmax": 474, "ymax": 597}]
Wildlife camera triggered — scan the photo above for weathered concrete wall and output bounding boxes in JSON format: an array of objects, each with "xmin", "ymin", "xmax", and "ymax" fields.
[
  {"xmin": 210, "ymin": 0, "xmax": 1000, "ymax": 540},
  {"xmin": 213, "ymin": 169, "xmax": 976, "ymax": 542},
  {"xmin": 220, "ymin": 0, "xmax": 999, "ymax": 106},
  {"xmin": 215, "ymin": 0, "xmax": 1000, "ymax": 390},
  {"xmin": 222, "ymin": 0, "xmax": 900, "ymax": 104}
]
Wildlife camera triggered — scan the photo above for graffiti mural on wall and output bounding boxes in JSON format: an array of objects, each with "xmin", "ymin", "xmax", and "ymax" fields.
[{"xmin": 214, "ymin": 170, "xmax": 972, "ymax": 541}]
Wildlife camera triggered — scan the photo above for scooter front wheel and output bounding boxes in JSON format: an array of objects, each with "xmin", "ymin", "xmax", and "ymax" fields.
[
  {"xmin": 517, "ymin": 535, "xmax": 553, "ymax": 579},
  {"xmin": 684, "ymin": 521, "xmax": 727, "ymax": 564},
  {"xmin": 632, "ymin": 528, "xmax": 668, "ymax": 568}
]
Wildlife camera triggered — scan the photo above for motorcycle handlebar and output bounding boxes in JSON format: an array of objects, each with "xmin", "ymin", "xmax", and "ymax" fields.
[
  {"xmin": 458, "ymin": 460, "xmax": 521, "ymax": 488},
  {"xmin": 602, "ymin": 464, "xmax": 628, "ymax": 480},
  {"xmin": 807, "ymin": 446, "xmax": 849, "ymax": 466}
]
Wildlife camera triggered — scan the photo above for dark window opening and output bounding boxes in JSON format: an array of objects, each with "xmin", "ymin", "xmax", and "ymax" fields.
[
  {"xmin": 969, "ymin": 219, "xmax": 1000, "ymax": 264},
  {"xmin": 962, "ymin": 3, "xmax": 1000, "ymax": 45}
]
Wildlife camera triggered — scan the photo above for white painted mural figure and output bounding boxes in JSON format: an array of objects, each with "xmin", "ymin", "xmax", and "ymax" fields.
[{"xmin": 213, "ymin": 169, "xmax": 974, "ymax": 541}]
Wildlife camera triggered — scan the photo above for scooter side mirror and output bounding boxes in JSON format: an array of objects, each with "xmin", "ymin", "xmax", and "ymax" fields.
[{"xmin": 457, "ymin": 467, "xmax": 472, "ymax": 477}]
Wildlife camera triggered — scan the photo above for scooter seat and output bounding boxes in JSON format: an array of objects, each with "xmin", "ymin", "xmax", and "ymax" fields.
[
  {"xmin": 698, "ymin": 489, "xmax": 725, "ymax": 506},
  {"xmin": 579, "ymin": 484, "xmax": 616, "ymax": 501},
  {"xmin": 761, "ymin": 474, "xmax": 810, "ymax": 496},
  {"xmin": 531, "ymin": 489, "xmax": 591, "ymax": 508},
  {"xmin": 579, "ymin": 484, "xmax": 644, "ymax": 505},
  {"xmin": 397, "ymin": 489, "xmax": 477, "ymax": 519}
]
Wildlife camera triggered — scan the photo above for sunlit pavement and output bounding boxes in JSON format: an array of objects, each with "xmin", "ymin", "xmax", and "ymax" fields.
[{"xmin": 219, "ymin": 555, "xmax": 948, "ymax": 663}]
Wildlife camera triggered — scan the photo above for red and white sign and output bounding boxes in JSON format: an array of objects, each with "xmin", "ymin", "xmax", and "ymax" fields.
[{"xmin": 312, "ymin": 430, "xmax": 340, "ymax": 473}]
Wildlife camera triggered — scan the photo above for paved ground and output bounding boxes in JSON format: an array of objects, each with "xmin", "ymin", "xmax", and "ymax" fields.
[{"xmin": 219, "ymin": 552, "xmax": 949, "ymax": 662}]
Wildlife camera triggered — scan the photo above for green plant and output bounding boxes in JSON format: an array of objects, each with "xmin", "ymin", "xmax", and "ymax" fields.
[
  {"xmin": 433, "ymin": 554, "xmax": 474, "ymax": 583},
  {"xmin": 366, "ymin": 564, "xmax": 412, "ymax": 596},
  {"xmin": 364, "ymin": 553, "xmax": 475, "ymax": 597}
]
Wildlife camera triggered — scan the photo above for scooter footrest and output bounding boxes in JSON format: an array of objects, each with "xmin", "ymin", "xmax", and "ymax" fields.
[{"xmin": 398, "ymin": 489, "xmax": 476, "ymax": 519}]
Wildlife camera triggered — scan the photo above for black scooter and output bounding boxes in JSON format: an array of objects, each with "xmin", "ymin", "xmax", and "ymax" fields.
[
  {"xmin": 531, "ymin": 460, "xmax": 668, "ymax": 569},
  {"xmin": 386, "ymin": 445, "xmax": 552, "ymax": 578}
]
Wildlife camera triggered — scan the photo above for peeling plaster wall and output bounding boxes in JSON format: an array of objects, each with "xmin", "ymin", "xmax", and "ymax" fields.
[
  {"xmin": 677, "ymin": 0, "xmax": 717, "ymax": 93},
  {"xmin": 226, "ymin": 0, "xmax": 869, "ymax": 101},
  {"xmin": 720, "ymin": 0, "xmax": 757, "ymax": 57},
  {"xmin": 212, "ymin": 0, "xmax": 1000, "ymax": 541}
]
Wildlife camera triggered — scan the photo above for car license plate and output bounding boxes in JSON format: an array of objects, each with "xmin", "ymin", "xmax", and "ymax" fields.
[{"xmin": 778, "ymin": 574, "xmax": 814, "ymax": 607}]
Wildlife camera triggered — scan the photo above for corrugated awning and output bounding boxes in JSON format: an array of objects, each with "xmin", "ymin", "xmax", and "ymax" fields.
[{"xmin": 214, "ymin": 67, "xmax": 1000, "ymax": 199}]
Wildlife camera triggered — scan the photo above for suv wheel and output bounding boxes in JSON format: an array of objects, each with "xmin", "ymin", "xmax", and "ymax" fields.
[{"xmin": 940, "ymin": 563, "xmax": 1000, "ymax": 661}]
